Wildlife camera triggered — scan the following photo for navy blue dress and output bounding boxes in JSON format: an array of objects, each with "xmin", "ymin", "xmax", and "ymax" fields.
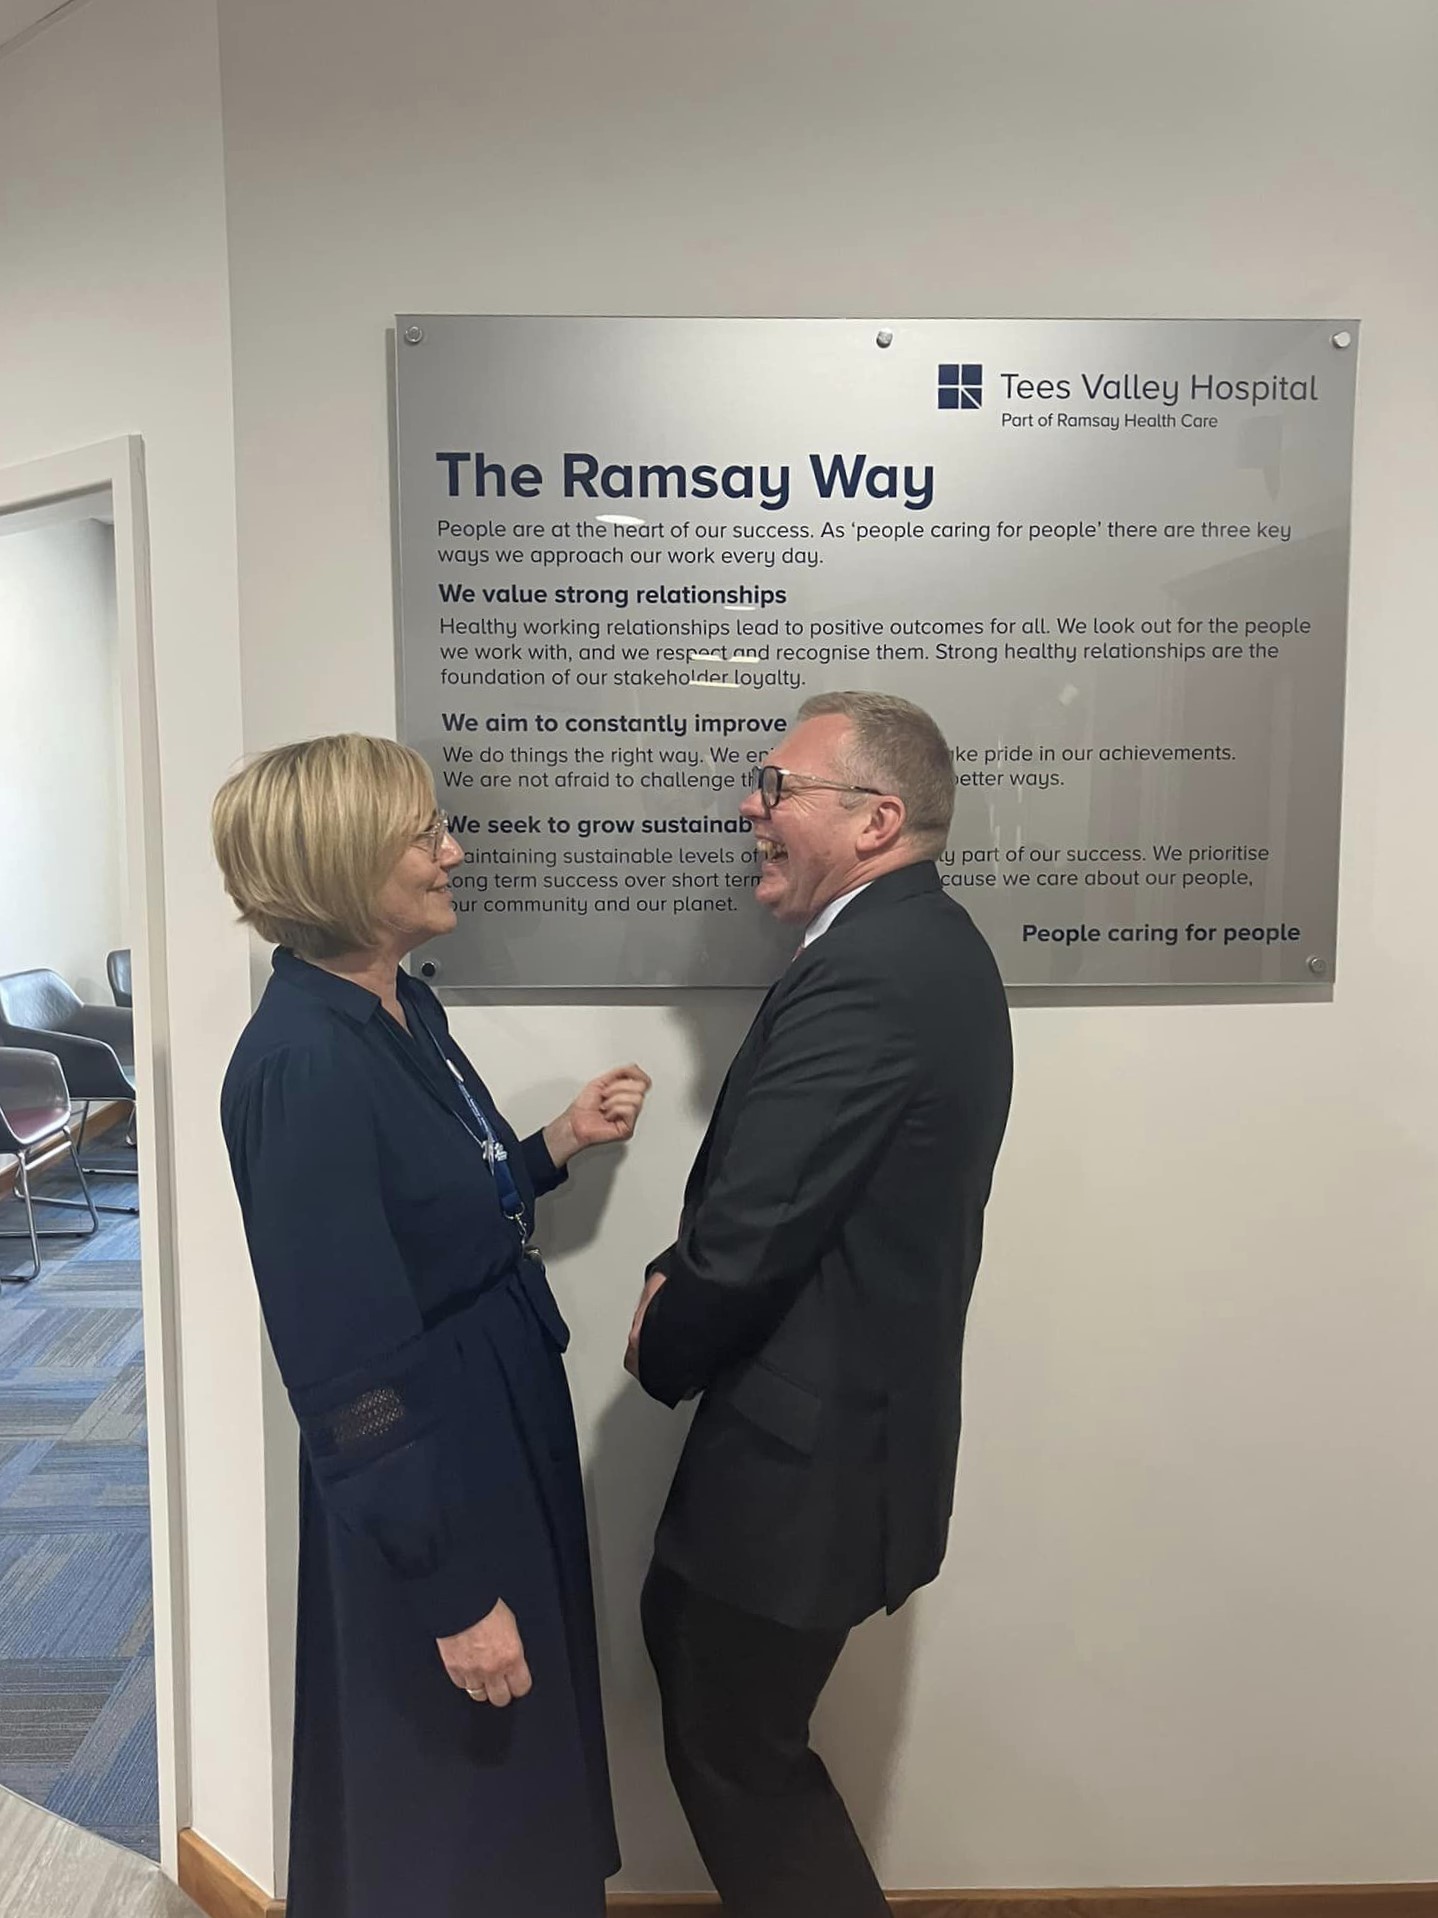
[{"xmin": 220, "ymin": 951, "xmax": 618, "ymax": 1918}]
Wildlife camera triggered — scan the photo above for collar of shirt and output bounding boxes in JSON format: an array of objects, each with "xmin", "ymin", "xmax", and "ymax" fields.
[
  {"xmin": 272, "ymin": 947, "xmax": 385, "ymax": 1023},
  {"xmin": 272, "ymin": 948, "xmax": 435, "ymax": 1034},
  {"xmin": 801, "ymin": 882, "xmax": 873, "ymax": 950}
]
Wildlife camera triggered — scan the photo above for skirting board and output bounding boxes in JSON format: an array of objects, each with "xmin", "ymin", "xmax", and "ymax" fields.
[
  {"xmin": 174, "ymin": 1835, "xmax": 1438, "ymax": 1918},
  {"xmin": 611, "ymin": 1897, "xmax": 1438, "ymax": 1917},
  {"xmin": 177, "ymin": 1831, "xmax": 284, "ymax": 1918}
]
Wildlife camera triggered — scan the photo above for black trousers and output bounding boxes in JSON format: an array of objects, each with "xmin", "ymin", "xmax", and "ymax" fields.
[{"xmin": 641, "ymin": 1561, "xmax": 889, "ymax": 1918}]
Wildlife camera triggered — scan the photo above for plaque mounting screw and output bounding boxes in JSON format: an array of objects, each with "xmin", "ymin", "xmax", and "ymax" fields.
[
  {"xmin": 403, "ymin": 325, "xmax": 425, "ymax": 345},
  {"xmin": 1330, "ymin": 330, "xmax": 1353, "ymax": 350},
  {"xmin": 1307, "ymin": 955, "xmax": 1329, "ymax": 977},
  {"xmin": 875, "ymin": 329, "xmax": 894, "ymax": 349},
  {"xmin": 419, "ymin": 958, "xmax": 441, "ymax": 979}
]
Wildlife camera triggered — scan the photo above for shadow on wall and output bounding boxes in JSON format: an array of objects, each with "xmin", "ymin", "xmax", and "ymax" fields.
[
  {"xmin": 533, "ymin": 1106, "xmax": 630, "ymax": 1268},
  {"xmin": 561, "ymin": 990, "xmax": 919, "ymax": 1884},
  {"xmin": 586, "ymin": 1379, "xmax": 702, "ymax": 1884},
  {"xmin": 814, "ymin": 1599, "xmax": 918, "ymax": 1866}
]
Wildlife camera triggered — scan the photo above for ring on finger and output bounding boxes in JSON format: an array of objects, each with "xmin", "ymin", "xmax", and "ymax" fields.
[{"xmin": 465, "ymin": 1685, "xmax": 487, "ymax": 1701}]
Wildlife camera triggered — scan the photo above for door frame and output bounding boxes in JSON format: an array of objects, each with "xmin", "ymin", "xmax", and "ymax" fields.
[{"xmin": 0, "ymin": 435, "xmax": 189, "ymax": 1870}]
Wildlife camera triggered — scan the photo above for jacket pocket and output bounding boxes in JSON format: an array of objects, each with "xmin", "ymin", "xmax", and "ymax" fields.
[{"xmin": 718, "ymin": 1358, "xmax": 822, "ymax": 1456}]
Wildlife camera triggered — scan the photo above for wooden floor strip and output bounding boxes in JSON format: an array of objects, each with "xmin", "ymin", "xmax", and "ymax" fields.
[
  {"xmin": 609, "ymin": 1894, "xmax": 1438, "ymax": 1918},
  {"xmin": 171, "ymin": 1857, "xmax": 1438, "ymax": 1918}
]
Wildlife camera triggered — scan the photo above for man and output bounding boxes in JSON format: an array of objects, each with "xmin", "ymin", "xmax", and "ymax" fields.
[{"xmin": 627, "ymin": 690, "xmax": 1013, "ymax": 1918}]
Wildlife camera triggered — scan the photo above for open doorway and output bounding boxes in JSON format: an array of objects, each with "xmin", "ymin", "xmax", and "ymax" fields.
[{"xmin": 0, "ymin": 442, "xmax": 184, "ymax": 1872}]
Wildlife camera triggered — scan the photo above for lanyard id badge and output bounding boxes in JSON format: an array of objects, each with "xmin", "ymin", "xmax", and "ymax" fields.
[{"xmin": 419, "ymin": 1019, "xmax": 532, "ymax": 1245}]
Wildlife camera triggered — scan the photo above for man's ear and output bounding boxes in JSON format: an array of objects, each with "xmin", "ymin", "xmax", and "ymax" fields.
[{"xmin": 857, "ymin": 795, "xmax": 906, "ymax": 855}]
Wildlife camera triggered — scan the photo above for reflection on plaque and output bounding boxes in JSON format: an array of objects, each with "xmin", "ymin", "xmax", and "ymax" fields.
[{"xmin": 392, "ymin": 317, "xmax": 1357, "ymax": 988}]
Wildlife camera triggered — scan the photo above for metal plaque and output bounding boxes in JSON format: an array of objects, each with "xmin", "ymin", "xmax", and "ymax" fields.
[{"xmin": 393, "ymin": 317, "xmax": 1357, "ymax": 987}]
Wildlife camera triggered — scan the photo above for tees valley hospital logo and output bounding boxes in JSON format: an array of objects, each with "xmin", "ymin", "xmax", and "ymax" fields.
[{"xmin": 938, "ymin": 362, "xmax": 983, "ymax": 410}]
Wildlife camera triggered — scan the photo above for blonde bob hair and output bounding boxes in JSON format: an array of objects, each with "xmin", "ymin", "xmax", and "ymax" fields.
[{"xmin": 211, "ymin": 734, "xmax": 438, "ymax": 959}]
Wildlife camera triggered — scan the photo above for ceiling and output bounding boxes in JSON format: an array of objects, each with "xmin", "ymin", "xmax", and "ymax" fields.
[{"xmin": 0, "ymin": 0, "xmax": 78, "ymax": 57}]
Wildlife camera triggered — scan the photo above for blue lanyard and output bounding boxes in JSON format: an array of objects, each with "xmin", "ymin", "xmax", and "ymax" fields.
[{"xmin": 418, "ymin": 1018, "xmax": 531, "ymax": 1243}]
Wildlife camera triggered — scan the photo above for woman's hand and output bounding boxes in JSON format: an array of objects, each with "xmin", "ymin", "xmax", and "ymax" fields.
[
  {"xmin": 544, "ymin": 1064, "xmax": 652, "ymax": 1167},
  {"xmin": 436, "ymin": 1597, "xmax": 532, "ymax": 1708}
]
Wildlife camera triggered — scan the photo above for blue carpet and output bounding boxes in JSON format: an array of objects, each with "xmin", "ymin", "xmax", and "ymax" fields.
[{"xmin": 0, "ymin": 1146, "xmax": 158, "ymax": 1860}]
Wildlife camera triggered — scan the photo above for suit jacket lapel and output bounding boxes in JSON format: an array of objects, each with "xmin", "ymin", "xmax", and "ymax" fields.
[
  {"xmin": 677, "ymin": 867, "xmax": 942, "ymax": 1222},
  {"xmin": 682, "ymin": 972, "xmax": 787, "ymax": 1211}
]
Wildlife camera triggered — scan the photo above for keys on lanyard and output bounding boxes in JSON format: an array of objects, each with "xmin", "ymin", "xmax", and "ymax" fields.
[{"xmin": 420, "ymin": 1020, "xmax": 531, "ymax": 1244}]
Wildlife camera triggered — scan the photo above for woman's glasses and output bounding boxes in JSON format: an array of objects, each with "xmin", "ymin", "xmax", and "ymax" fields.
[{"xmin": 414, "ymin": 815, "xmax": 455, "ymax": 859}]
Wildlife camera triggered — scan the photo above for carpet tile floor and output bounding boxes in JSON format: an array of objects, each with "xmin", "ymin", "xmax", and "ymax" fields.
[{"xmin": 0, "ymin": 1143, "xmax": 158, "ymax": 1860}]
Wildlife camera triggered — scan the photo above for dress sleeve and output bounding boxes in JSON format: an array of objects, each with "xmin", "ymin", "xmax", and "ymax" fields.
[
  {"xmin": 222, "ymin": 1043, "xmax": 498, "ymax": 1637},
  {"xmin": 520, "ymin": 1128, "xmax": 567, "ymax": 1197}
]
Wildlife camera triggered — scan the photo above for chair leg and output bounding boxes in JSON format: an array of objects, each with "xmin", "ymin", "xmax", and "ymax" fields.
[
  {"xmin": 75, "ymin": 1098, "xmax": 140, "ymax": 1216},
  {"xmin": 65, "ymin": 1131, "xmax": 102, "ymax": 1236},
  {"xmin": 1, "ymin": 1156, "xmax": 41, "ymax": 1282},
  {"xmin": 0, "ymin": 1139, "xmax": 100, "ymax": 1283}
]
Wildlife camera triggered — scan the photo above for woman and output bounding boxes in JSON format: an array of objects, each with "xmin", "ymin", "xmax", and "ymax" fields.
[{"xmin": 212, "ymin": 735, "xmax": 648, "ymax": 1918}]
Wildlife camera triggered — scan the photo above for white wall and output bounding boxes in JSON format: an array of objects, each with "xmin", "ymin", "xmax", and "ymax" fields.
[
  {"xmin": 0, "ymin": 0, "xmax": 275, "ymax": 1889},
  {"xmin": 214, "ymin": 0, "xmax": 1438, "ymax": 1894},
  {"xmin": 8, "ymin": 0, "xmax": 1434, "ymax": 1898},
  {"xmin": 0, "ymin": 515, "xmax": 125, "ymax": 1003}
]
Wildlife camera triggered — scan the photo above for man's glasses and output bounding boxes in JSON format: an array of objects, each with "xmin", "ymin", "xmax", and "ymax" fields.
[
  {"xmin": 414, "ymin": 815, "xmax": 455, "ymax": 859},
  {"xmin": 750, "ymin": 765, "xmax": 886, "ymax": 816}
]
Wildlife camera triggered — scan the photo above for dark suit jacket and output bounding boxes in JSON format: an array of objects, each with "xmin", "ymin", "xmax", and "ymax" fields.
[{"xmin": 637, "ymin": 861, "xmax": 1012, "ymax": 1632}]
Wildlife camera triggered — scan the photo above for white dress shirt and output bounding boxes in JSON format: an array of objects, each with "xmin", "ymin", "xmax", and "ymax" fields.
[{"xmin": 800, "ymin": 882, "xmax": 873, "ymax": 950}]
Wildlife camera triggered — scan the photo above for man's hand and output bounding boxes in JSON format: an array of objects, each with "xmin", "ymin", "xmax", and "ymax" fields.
[
  {"xmin": 544, "ymin": 1064, "xmax": 652, "ymax": 1167},
  {"xmin": 436, "ymin": 1597, "xmax": 532, "ymax": 1708},
  {"xmin": 625, "ymin": 1268, "xmax": 668, "ymax": 1378}
]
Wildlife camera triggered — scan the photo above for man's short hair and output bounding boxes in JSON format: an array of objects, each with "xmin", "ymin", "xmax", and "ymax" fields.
[
  {"xmin": 211, "ymin": 734, "xmax": 437, "ymax": 959},
  {"xmin": 797, "ymin": 691, "xmax": 955, "ymax": 856}
]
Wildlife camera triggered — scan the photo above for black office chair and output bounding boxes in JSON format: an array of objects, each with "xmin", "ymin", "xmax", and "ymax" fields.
[
  {"xmin": 0, "ymin": 970, "xmax": 137, "ymax": 1215},
  {"xmin": 106, "ymin": 951, "xmax": 137, "ymax": 1147},
  {"xmin": 0, "ymin": 1047, "xmax": 100, "ymax": 1283},
  {"xmin": 108, "ymin": 949, "xmax": 133, "ymax": 1008}
]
